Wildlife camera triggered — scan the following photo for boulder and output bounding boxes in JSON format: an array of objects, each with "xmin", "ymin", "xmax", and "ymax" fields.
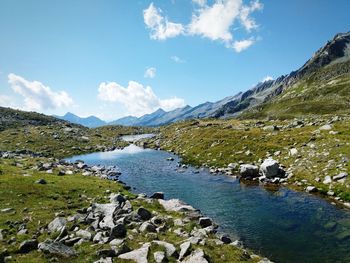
[
  {"xmin": 35, "ymin": 179, "xmax": 47, "ymax": 184},
  {"xmin": 158, "ymin": 199, "xmax": 196, "ymax": 213},
  {"xmin": 239, "ymin": 164, "xmax": 259, "ymax": 178},
  {"xmin": 152, "ymin": 240, "xmax": 177, "ymax": 257},
  {"xmin": 110, "ymin": 193, "xmax": 126, "ymax": 204},
  {"xmin": 150, "ymin": 192, "xmax": 164, "ymax": 199},
  {"xmin": 199, "ymin": 217, "xmax": 212, "ymax": 228},
  {"xmin": 333, "ymin": 172, "xmax": 348, "ymax": 181},
  {"xmin": 92, "ymin": 203, "xmax": 118, "ymax": 229},
  {"xmin": 110, "ymin": 224, "xmax": 127, "ymax": 239},
  {"xmin": 94, "ymin": 257, "xmax": 113, "ymax": 263},
  {"xmin": 139, "ymin": 222, "xmax": 156, "ymax": 233},
  {"xmin": 137, "ymin": 207, "xmax": 152, "ymax": 221},
  {"xmin": 220, "ymin": 234, "xmax": 232, "ymax": 244},
  {"xmin": 48, "ymin": 217, "xmax": 67, "ymax": 232},
  {"xmin": 154, "ymin": 251, "xmax": 166, "ymax": 263},
  {"xmin": 289, "ymin": 148, "xmax": 298, "ymax": 156},
  {"xmin": 305, "ymin": 186, "xmax": 318, "ymax": 193},
  {"xmin": 182, "ymin": 248, "xmax": 208, "ymax": 263},
  {"xmin": 76, "ymin": 229, "xmax": 92, "ymax": 240},
  {"xmin": 19, "ymin": 239, "xmax": 38, "ymax": 253},
  {"xmin": 118, "ymin": 243, "xmax": 150, "ymax": 263},
  {"xmin": 259, "ymin": 159, "xmax": 285, "ymax": 178},
  {"xmin": 38, "ymin": 240, "xmax": 77, "ymax": 258},
  {"xmin": 323, "ymin": 176, "xmax": 332, "ymax": 184},
  {"xmin": 179, "ymin": 241, "xmax": 191, "ymax": 260}
]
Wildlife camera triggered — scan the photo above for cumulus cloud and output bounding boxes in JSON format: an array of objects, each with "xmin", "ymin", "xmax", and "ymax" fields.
[
  {"xmin": 143, "ymin": 0, "xmax": 263, "ymax": 52},
  {"xmin": 143, "ymin": 3, "xmax": 184, "ymax": 40},
  {"xmin": 232, "ymin": 38, "xmax": 255, "ymax": 52},
  {"xmin": 7, "ymin": 73, "xmax": 73, "ymax": 111},
  {"xmin": 171, "ymin": 55, "xmax": 186, "ymax": 63},
  {"xmin": 144, "ymin": 67, "xmax": 156, "ymax": 78},
  {"xmin": 0, "ymin": 94, "xmax": 13, "ymax": 107},
  {"xmin": 262, "ymin": 75, "xmax": 274, "ymax": 82},
  {"xmin": 97, "ymin": 80, "xmax": 185, "ymax": 117}
]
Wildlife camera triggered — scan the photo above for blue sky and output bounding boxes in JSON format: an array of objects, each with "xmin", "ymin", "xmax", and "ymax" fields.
[{"xmin": 0, "ymin": 0, "xmax": 349, "ymax": 120}]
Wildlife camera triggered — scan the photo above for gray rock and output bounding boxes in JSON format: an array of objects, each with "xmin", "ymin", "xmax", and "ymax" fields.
[
  {"xmin": 96, "ymin": 249, "xmax": 117, "ymax": 258},
  {"xmin": 139, "ymin": 222, "xmax": 156, "ymax": 233},
  {"xmin": 199, "ymin": 217, "xmax": 212, "ymax": 228},
  {"xmin": 110, "ymin": 224, "xmax": 127, "ymax": 239},
  {"xmin": 48, "ymin": 217, "xmax": 67, "ymax": 232},
  {"xmin": 182, "ymin": 248, "xmax": 208, "ymax": 263},
  {"xmin": 76, "ymin": 229, "xmax": 92, "ymax": 240},
  {"xmin": 110, "ymin": 193, "xmax": 126, "ymax": 204},
  {"xmin": 333, "ymin": 172, "xmax": 348, "ymax": 181},
  {"xmin": 137, "ymin": 207, "xmax": 152, "ymax": 221},
  {"xmin": 92, "ymin": 203, "xmax": 119, "ymax": 229},
  {"xmin": 259, "ymin": 159, "xmax": 285, "ymax": 178},
  {"xmin": 64, "ymin": 237, "xmax": 81, "ymax": 246},
  {"xmin": 118, "ymin": 243, "xmax": 150, "ymax": 263},
  {"xmin": 94, "ymin": 257, "xmax": 113, "ymax": 263},
  {"xmin": 152, "ymin": 240, "xmax": 177, "ymax": 257},
  {"xmin": 319, "ymin": 124, "xmax": 332, "ymax": 130},
  {"xmin": 158, "ymin": 199, "xmax": 196, "ymax": 212},
  {"xmin": 179, "ymin": 241, "xmax": 191, "ymax": 260},
  {"xmin": 35, "ymin": 178, "xmax": 47, "ymax": 184},
  {"xmin": 150, "ymin": 192, "xmax": 164, "ymax": 199},
  {"xmin": 1, "ymin": 208, "xmax": 14, "ymax": 213},
  {"xmin": 220, "ymin": 234, "xmax": 232, "ymax": 244},
  {"xmin": 154, "ymin": 251, "xmax": 166, "ymax": 263},
  {"xmin": 239, "ymin": 164, "xmax": 259, "ymax": 178},
  {"xmin": 38, "ymin": 240, "xmax": 77, "ymax": 257},
  {"xmin": 306, "ymin": 186, "xmax": 318, "ymax": 193},
  {"xmin": 323, "ymin": 176, "xmax": 332, "ymax": 184},
  {"xmin": 19, "ymin": 239, "xmax": 38, "ymax": 253}
]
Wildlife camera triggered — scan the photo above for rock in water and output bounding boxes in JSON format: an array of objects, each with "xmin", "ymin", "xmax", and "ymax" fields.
[
  {"xmin": 239, "ymin": 164, "xmax": 259, "ymax": 178},
  {"xmin": 38, "ymin": 240, "xmax": 77, "ymax": 257},
  {"xmin": 150, "ymin": 192, "xmax": 164, "ymax": 199},
  {"xmin": 118, "ymin": 243, "xmax": 150, "ymax": 263}
]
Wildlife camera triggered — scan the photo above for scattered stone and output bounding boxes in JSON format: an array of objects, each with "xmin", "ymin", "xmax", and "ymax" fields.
[
  {"xmin": 154, "ymin": 251, "xmax": 166, "ymax": 263},
  {"xmin": 19, "ymin": 239, "xmax": 38, "ymax": 253},
  {"xmin": 38, "ymin": 240, "xmax": 77, "ymax": 258},
  {"xmin": 94, "ymin": 257, "xmax": 113, "ymax": 263},
  {"xmin": 323, "ymin": 176, "xmax": 332, "ymax": 185},
  {"xmin": 1, "ymin": 208, "xmax": 14, "ymax": 213},
  {"xmin": 35, "ymin": 178, "xmax": 47, "ymax": 184},
  {"xmin": 150, "ymin": 192, "xmax": 164, "ymax": 199},
  {"xmin": 48, "ymin": 217, "xmax": 67, "ymax": 232},
  {"xmin": 110, "ymin": 224, "xmax": 127, "ymax": 239},
  {"xmin": 137, "ymin": 207, "xmax": 152, "ymax": 221},
  {"xmin": 199, "ymin": 217, "xmax": 212, "ymax": 228},
  {"xmin": 220, "ymin": 234, "xmax": 232, "ymax": 244},
  {"xmin": 118, "ymin": 243, "xmax": 150, "ymax": 263},
  {"xmin": 182, "ymin": 248, "xmax": 208, "ymax": 263},
  {"xmin": 305, "ymin": 186, "xmax": 317, "ymax": 193},
  {"xmin": 166, "ymin": 157, "xmax": 174, "ymax": 161},
  {"xmin": 239, "ymin": 164, "xmax": 259, "ymax": 178},
  {"xmin": 259, "ymin": 159, "xmax": 285, "ymax": 178},
  {"xmin": 289, "ymin": 148, "xmax": 298, "ymax": 156},
  {"xmin": 152, "ymin": 241, "xmax": 177, "ymax": 258},
  {"xmin": 158, "ymin": 199, "xmax": 196, "ymax": 213},
  {"xmin": 139, "ymin": 222, "xmax": 156, "ymax": 233},
  {"xmin": 76, "ymin": 229, "xmax": 92, "ymax": 240},
  {"xmin": 333, "ymin": 172, "xmax": 348, "ymax": 181},
  {"xmin": 179, "ymin": 241, "xmax": 191, "ymax": 260},
  {"xmin": 319, "ymin": 124, "xmax": 332, "ymax": 131},
  {"xmin": 109, "ymin": 193, "xmax": 126, "ymax": 204}
]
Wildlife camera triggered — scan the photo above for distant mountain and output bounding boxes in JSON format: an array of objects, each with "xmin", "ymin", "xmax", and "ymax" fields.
[
  {"xmin": 55, "ymin": 112, "xmax": 106, "ymax": 128},
  {"xmin": 108, "ymin": 116, "xmax": 139, "ymax": 126},
  {"xmin": 113, "ymin": 31, "xmax": 350, "ymax": 126}
]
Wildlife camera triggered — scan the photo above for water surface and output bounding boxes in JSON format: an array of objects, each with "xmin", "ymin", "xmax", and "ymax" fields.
[{"xmin": 67, "ymin": 145, "xmax": 350, "ymax": 263}]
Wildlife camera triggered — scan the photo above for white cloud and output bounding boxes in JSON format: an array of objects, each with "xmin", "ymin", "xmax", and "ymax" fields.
[
  {"xmin": 262, "ymin": 75, "xmax": 274, "ymax": 82},
  {"xmin": 232, "ymin": 39, "xmax": 255, "ymax": 52},
  {"xmin": 144, "ymin": 67, "xmax": 156, "ymax": 78},
  {"xmin": 143, "ymin": 0, "xmax": 263, "ymax": 52},
  {"xmin": 171, "ymin": 55, "xmax": 186, "ymax": 63},
  {"xmin": 7, "ymin": 73, "xmax": 73, "ymax": 111},
  {"xmin": 97, "ymin": 80, "xmax": 185, "ymax": 117},
  {"xmin": 0, "ymin": 94, "xmax": 13, "ymax": 107},
  {"xmin": 188, "ymin": 0, "xmax": 241, "ymax": 42},
  {"xmin": 143, "ymin": 3, "xmax": 184, "ymax": 40},
  {"xmin": 192, "ymin": 0, "xmax": 206, "ymax": 6}
]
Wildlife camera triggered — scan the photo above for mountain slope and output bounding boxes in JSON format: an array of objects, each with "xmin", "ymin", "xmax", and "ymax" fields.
[{"xmin": 56, "ymin": 112, "xmax": 106, "ymax": 128}]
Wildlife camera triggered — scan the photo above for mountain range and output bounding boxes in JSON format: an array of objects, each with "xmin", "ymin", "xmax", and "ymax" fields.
[{"xmin": 56, "ymin": 31, "xmax": 350, "ymax": 127}]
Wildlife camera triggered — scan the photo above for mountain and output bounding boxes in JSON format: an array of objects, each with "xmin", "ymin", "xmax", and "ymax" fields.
[
  {"xmin": 109, "ymin": 116, "xmax": 139, "ymax": 126},
  {"xmin": 116, "ymin": 31, "xmax": 350, "ymax": 126},
  {"xmin": 56, "ymin": 112, "xmax": 106, "ymax": 128}
]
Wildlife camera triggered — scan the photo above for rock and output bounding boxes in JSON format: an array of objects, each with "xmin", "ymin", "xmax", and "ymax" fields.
[
  {"xmin": 19, "ymin": 239, "xmax": 38, "ymax": 253},
  {"xmin": 258, "ymin": 259, "xmax": 274, "ymax": 263},
  {"xmin": 139, "ymin": 222, "xmax": 156, "ymax": 233},
  {"xmin": 38, "ymin": 240, "xmax": 77, "ymax": 257},
  {"xmin": 199, "ymin": 217, "xmax": 212, "ymax": 228},
  {"xmin": 323, "ymin": 176, "xmax": 332, "ymax": 184},
  {"xmin": 94, "ymin": 257, "xmax": 113, "ymax": 263},
  {"xmin": 239, "ymin": 164, "xmax": 259, "ymax": 178},
  {"xmin": 35, "ymin": 179, "xmax": 47, "ymax": 184},
  {"xmin": 333, "ymin": 172, "xmax": 348, "ymax": 181},
  {"xmin": 166, "ymin": 157, "xmax": 174, "ymax": 161},
  {"xmin": 150, "ymin": 192, "xmax": 164, "ymax": 199},
  {"xmin": 109, "ymin": 238, "xmax": 124, "ymax": 246},
  {"xmin": 152, "ymin": 240, "xmax": 177, "ymax": 257},
  {"xmin": 96, "ymin": 249, "xmax": 117, "ymax": 258},
  {"xmin": 220, "ymin": 234, "xmax": 232, "ymax": 244},
  {"xmin": 179, "ymin": 241, "xmax": 191, "ymax": 260},
  {"xmin": 263, "ymin": 125, "xmax": 278, "ymax": 132},
  {"xmin": 182, "ymin": 248, "xmax": 208, "ymax": 263},
  {"xmin": 319, "ymin": 124, "xmax": 332, "ymax": 130},
  {"xmin": 137, "ymin": 207, "xmax": 152, "ymax": 221},
  {"xmin": 154, "ymin": 251, "xmax": 166, "ymax": 263},
  {"xmin": 305, "ymin": 186, "xmax": 318, "ymax": 193},
  {"xmin": 1, "ymin": 208, "xmax": 14, "ymax": 213},
  {"xmin": 259, "ymin": 159, "xmax": 285, "ymax": 178},
  {"xmin": 228, "ymin": 163, "xmax": 238, "ymax": 169},
  {"xmin": 17, "ymin": 229, "xmax": 28, "ymax": 235},
  {"xmin": 48, "ymin": 217, "xmax": 67, "ymax": 232},
  {"xmin": 92, "ymin": 203, "xmax": 119, "ymax": 229},
  {"xmin": 76, "ymin": 229, "xmax": 92, "ymax": 240},
  {"xmin": 64, "ymin": 237, "xmax": 81, "ymax": 246},
  {"xmin": 110, "ymin": 193, "xmax": 126, "ymax": 204},
  {"xmin": 289, "ymin": 148, "xmax": 298, "ymax": 156},
  {"xmin": 110, "ymin": 224, "xmax": 127, "ymax": 239},
  {"xmin": 158, "ymin": 199, "xmax": 196, "ymax": 213},
  {"xmin": 118, "ymin": 243, "xmax": 150, "ymax": 263}
]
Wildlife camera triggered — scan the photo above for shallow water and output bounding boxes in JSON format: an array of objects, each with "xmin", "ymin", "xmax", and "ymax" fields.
[{"xmin": 66, "ymin": 144, "xmax": 350, "ymax": 263}]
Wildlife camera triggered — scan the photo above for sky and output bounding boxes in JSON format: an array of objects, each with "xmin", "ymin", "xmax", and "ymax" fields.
[{"xmin": 0, "ymin": 0, "xmax": 349, "ymax": 120}]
